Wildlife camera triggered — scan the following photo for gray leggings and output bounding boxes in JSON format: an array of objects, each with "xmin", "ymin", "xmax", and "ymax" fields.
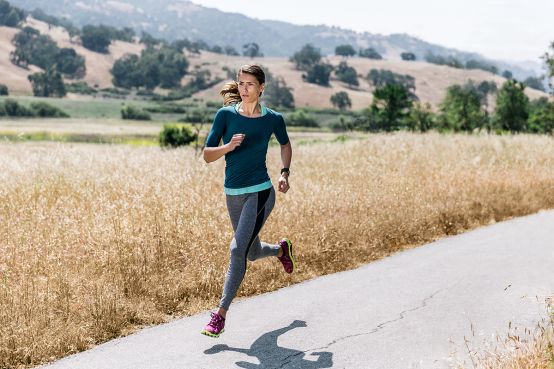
[{"xmin": 220, "ymin": 186, "xmax": 280, "ymax": 310}]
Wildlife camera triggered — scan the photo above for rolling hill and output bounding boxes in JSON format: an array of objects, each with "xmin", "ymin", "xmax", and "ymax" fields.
[
  {"xmin": 0, "ymin": 18, "xmax": 547, "ymax": 109},
  {"xmin": 6, "ymin": 0, "xmax": 541, "ymax": 80}
]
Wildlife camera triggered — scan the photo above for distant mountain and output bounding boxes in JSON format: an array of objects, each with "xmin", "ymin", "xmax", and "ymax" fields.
[{"xmin": 7, "ymin": 0, "xmax": 540, "ymax": 79}]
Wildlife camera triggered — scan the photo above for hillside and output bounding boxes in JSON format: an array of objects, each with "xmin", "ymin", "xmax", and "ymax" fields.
[
  {"xmin": 188, "ymin": 53, "xmax": 547, "ymax": 110},
  {"xmin": 0, "ymin": 19, "xmax": 547, "ymax": 109},
  {"xmin": 7, "ymin": 0, "xmax": 540, "ymax": 80}
]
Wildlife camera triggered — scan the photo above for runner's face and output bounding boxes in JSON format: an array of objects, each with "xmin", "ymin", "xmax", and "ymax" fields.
[{"xmin": 238, "ymin": 72, "xmax": 264, "ymax": 104}]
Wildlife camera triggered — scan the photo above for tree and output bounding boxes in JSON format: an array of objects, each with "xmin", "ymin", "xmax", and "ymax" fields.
[
  {"xmin": 544, "ymin": 41, "xmax": 554, "ymax": 91},
  {"xmin": 406, "ymin": 102, "xmax": 434, "ymax": 132},
  {"xmin": 263, "ymin": 71, "xmax": 294, "ymax": 109},
  {"xmin": 0, "ymin": 84, "xmax": 8, "ymax": 96},
  {"xmin": 523, "ymin": 76, "xmax": 546, "ymax": 92},
  {"xmin": 243, "ymin": 42, "xmax": 263, "ymax": 58},
  {"xmin": 28, "ymin": 69, "xmax": 66, "ymax": 97},
  {"xmin": 401, "ymin": 52, "xmax": 416, "ymax": 61},
  {"xmin": 335, "ymin": 44, "xmax": 356, "ymax": 57},
  {"xmin": 359, "ymin": 47, "xmax": 382, "ymax": 60},
  {"xmin": 304, "ymin": 63, "xmax": 333, "ymax": 86},
  {"xmin": 0, "ymin": 1, "xmax": 26, "ymax": 27},
  {"xmin": 56, "ymin": 48, "xmax": 86, "ymax": 79},
  {"xmin": 371, "ymin": 84, "xmax": 412, "ymax": 131},
  {"xmin": 335, "ymin": 61, "xmax": 359, "ymax": 87},
  {"xmin": 494, "ymin": 80, "xmax": 529, "ymax": 132},
  {"xmin": 224, "ymin": 46, "xmax": 239, "ymax": 56},
  {"xmin": 366, "ymin": 69, "xmax": 415, "ymax": 96},
  {"xmin": 290, "ymin": 44, "xmax": 322, "ymax": 71},
  {"xmin": 140, "ymin": 31, "xmax": 162, "ymax": 47},
  {"xmin": 330, "ymin": 91, "xmax": 352, "ymax": 111},
  {"xmin": 111, "ymin": 47, "xmax": 188, "ymax": 90},
  {"xmin": 465, "ymin": 59, "xmax": 498, "ymax": 74},
  {"xmin": 477, "ymin": 80, "xmax": 498, "ymax": 97},
  {"xmin": 111, "ymin": 54, "xmax": 143, "ymax": 88},
  {"xmin": 439, "ymin": 84, "xmax": 487, "ymax": 132},
  {"xmin": 502, "ymin": 70, "xmax": 513, "ymax": 79},
  {"xmin": 425, "ymin": 52, "xmax": 463, "ymax": 69},
  {"xmin": 81, "ymin": 25, "xmax": 112, "ymax": 53},
  {"xmin": 528, "ymin": 97, "xmax": 554, "ymax": 134}
]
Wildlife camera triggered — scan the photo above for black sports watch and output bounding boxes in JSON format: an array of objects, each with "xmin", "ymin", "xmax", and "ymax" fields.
[{"xmin": 280, "ymin": 167, "xmax": 290, "ymax": 175}]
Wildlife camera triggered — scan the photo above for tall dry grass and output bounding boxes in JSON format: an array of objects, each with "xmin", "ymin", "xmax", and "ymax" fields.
[
  {"xmin": 1, "ymin": 133, "xmax": 554, "ymax": 368},
  {"xmin": 460, "ymin": 299, "xmax": 554, "ymax": 369}
]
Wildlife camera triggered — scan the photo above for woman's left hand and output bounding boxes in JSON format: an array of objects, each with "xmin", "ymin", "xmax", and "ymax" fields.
[{"xmin": 278, "ymin": 175, "xmax": 290, "ymax": 193}]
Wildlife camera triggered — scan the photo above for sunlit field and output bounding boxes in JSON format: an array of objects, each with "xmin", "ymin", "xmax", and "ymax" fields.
[{"xmin": 1, "ymin": 132, "xmax": 554, "ymax": 368}]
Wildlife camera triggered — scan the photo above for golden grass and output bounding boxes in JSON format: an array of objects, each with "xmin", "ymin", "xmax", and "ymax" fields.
[
  {"xmin": 1, "ymin": 133, "xmax": 554, "ymax": 368},
  {"xmin": 461, "ymin": 300, "xmax": 554, "ymax": 369}
]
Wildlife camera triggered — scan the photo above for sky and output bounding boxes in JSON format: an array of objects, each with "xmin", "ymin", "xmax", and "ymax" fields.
[{"xmin": 189, "ymin": 0, "xmax": 553, "ymax": 64}]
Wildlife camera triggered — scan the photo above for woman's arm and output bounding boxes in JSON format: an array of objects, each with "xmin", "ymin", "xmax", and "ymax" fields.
[
  {"xmin": 203, "ymin": 133, "xmax": 245, "ymax": 163},
  {"xmin": 278, "ymin": 141, "xmax": 292, "ymax": 193}
]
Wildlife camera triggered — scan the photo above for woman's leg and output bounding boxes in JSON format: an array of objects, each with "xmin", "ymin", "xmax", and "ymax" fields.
[{"xmin": 219, "ymin": 187, "xmax": 278, "ymax": 311}]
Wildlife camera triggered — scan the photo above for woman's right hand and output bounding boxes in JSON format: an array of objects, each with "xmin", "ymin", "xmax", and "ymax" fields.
[{"xmin": 226, "ymin": 133, "xmax": 245, "ymax": 152}]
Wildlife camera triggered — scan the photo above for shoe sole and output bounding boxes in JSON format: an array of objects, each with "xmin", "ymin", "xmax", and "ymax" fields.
[
  {"xmin": 201, "ymin": 328, "xmax": 225, "ymax": 338},
  {"xmin": 282, "ymin": 238, "xmax": 296, "ymax": 273}
]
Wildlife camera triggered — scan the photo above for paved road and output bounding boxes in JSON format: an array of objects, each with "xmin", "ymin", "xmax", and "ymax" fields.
[{"xmin": 40, "ymin": 210, "xmax": 554, "ymax": 369}]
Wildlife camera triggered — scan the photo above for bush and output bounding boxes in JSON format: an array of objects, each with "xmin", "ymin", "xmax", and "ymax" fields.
[
  {"xmin": 144, "ymin": 104, "xmax": 187, "ymax": 114},
  {"xmin": 401, "ymin": 52, "xmax": 416, "ymax": 61},
  {"xmin": 121, "ymin": 105, "xmax": 151, "ymax": 120},
  {"xmin": 65, "ymin": 81, "xmax": 97, "ymax": 95},
  {"xmin": 0, "ymin": 99, "xmax": 69, "ymax": 118},
  {"xmin": 159, "ymin": 124, "xmax": 196, "ymax": 148},
  {"xmin": 285, "ymin": 110, "xmax": 320, "ymax": 127},
  {"xmin": 0, "ymin": 84, "xmax": 8, "ymax": 96},
  {"xmin": 30, "ymin": 102, "xmax": 69, "ymax": 117},
  {"xmin": 359, "ymin": 48, "xmax": 382, "ymax": 60},
  {"xmin": 1, "ymin": 99, "xmax": 35, "ymax": 117},
  {"xmin": 181, "ymin": 109, "xmax": 211, "ymax": 123}
]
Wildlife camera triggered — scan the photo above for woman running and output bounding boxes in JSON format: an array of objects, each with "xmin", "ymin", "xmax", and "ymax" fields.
[{"xmin": 201, "ymin": 64, "xmax": 296, "ymax": 338}]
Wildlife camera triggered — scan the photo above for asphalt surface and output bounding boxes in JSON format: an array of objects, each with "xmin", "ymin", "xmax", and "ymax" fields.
[{"xmin": 40, "ymin": 209, "xmax": 554, "ymax": 369}]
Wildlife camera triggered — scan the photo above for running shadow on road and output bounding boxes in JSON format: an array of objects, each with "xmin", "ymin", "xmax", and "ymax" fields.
[{"xmin": 204, "ymin": 320, "xmax": 333, "ymax": 369}]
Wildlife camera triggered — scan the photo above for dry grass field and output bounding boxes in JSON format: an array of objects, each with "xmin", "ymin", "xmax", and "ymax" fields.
[{"xmin": 1, "ymin": 133, "xmax": 554, "ymax": 368}]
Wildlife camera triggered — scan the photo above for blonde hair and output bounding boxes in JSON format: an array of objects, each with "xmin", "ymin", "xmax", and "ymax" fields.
[{"xmin": 219, "ymin": 64, "xmax": 266, "ymax": 106}]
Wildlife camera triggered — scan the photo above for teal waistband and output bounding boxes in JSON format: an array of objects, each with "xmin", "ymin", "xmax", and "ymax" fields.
[{"xmin": 224, "ymin": 180, "xmax": 273, "ymax": 195}]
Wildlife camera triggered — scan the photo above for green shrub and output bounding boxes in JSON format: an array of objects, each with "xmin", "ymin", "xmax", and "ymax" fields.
[
  {"xmin": 159, "ymin": 124, "xmax": 196, "ymax": 148},
  {"xmin": 0, "ymin": 84, "xmax": 8, "ymax": 96},
  {"xmin": 121, "ymin": 105, "xmax": 151, "ymax": 120},
  {"xmin": 144, "ymin": 104, "xmax": 186, "ymax": 114},
  {"xmin": 65, "ymin": 81, "xmax": 97, "ymax": 95},
  {"xmin": 30, "ymin": 102, "xmax": 69, "ymax": 117},
  {"xmin": 1, "ymin": 99, "xmax": 35, "ymax": 117},
  {"xmin": 182, "ymin": 109, "xmax": 211, "ymax": 123},
  {"xmin": 285, "ymin": 110, "xmax": 320, "ymax": 127}
]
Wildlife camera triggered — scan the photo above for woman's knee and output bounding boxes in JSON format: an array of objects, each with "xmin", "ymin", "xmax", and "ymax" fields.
[{"xmin": 246, "ymin": 246, "xmax": 259, "ymax": 261}]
